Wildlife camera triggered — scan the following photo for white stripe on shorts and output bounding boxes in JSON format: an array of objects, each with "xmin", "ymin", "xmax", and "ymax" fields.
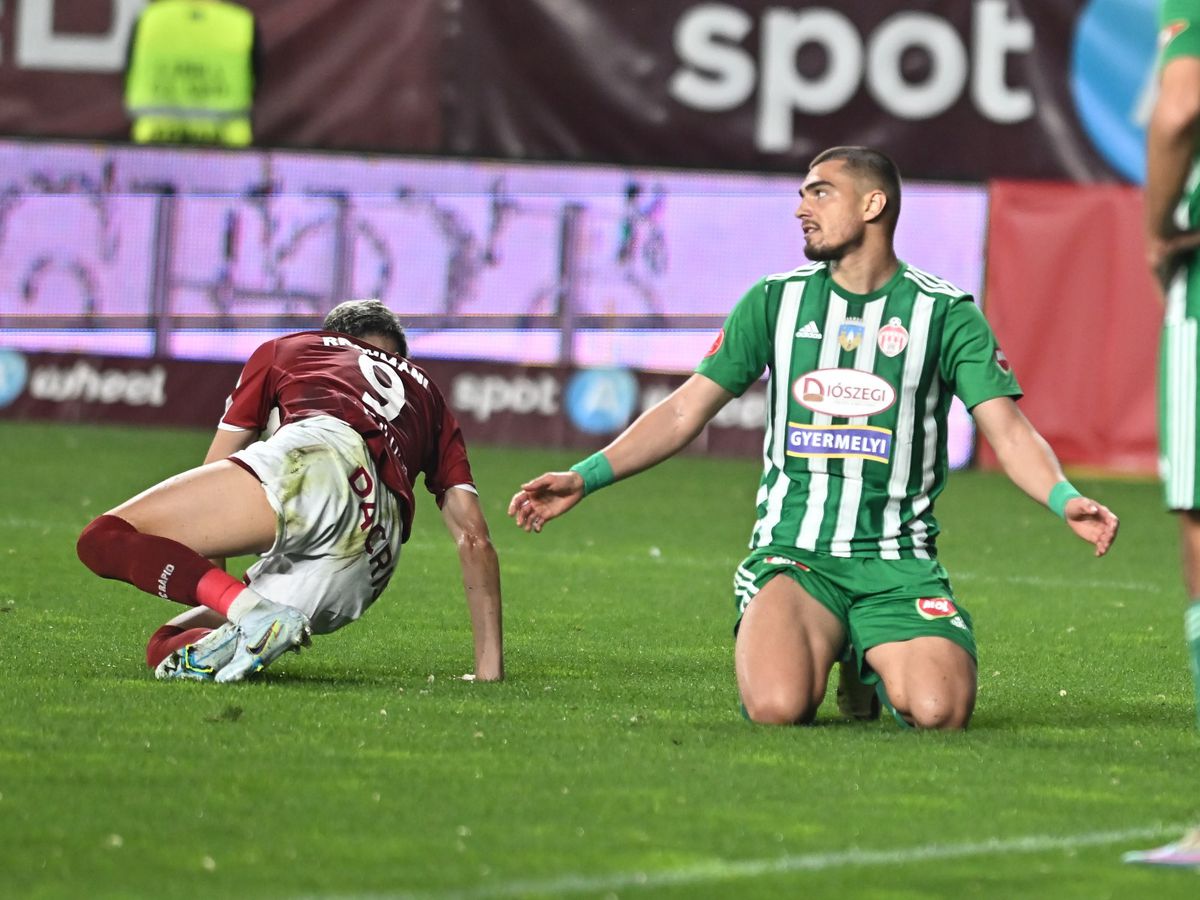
[{"xmin": 1166, "ymin": 314, "xmax": 1198, "ymax": 508}]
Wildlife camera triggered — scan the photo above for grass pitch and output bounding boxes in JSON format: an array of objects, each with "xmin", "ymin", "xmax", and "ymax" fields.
[{"xmin": 1, "ymin": 420, "xmax": 1198, "ymax": 899}]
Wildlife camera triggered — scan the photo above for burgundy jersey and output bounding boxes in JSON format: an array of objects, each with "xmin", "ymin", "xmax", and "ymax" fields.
[{"xmin": 220, "ymin": 331, "xmax": 474, "ymax": 541}]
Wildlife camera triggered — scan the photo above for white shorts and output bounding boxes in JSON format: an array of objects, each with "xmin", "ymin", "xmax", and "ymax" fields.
[{"xmin": 230, "ymin": 415, "xmax": 403, "ymax": 635}]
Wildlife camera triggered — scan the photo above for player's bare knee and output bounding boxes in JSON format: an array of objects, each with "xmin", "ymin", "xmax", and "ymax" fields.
[
  {"xmin": 908, "ymin": 693, "xmax": 972, "ymax": 731},
  {"xmin": 742, "ymin": 689, "xmax": 817, "ymax": 726}
]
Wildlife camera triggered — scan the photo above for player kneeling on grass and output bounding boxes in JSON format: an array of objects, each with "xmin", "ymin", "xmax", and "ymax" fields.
[
  {"xmin": 508, "ymin": 146, "xmax": 1117, "ymax": 730},
  {"xmin": 76, "ymin": 299, "xmax": 503, "ymax": 684}
]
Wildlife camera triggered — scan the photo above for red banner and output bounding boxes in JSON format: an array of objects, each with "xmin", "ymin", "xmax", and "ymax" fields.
[{"xmin": 979, "ymin": 181, "xmax": 1161, "ymax": 474}]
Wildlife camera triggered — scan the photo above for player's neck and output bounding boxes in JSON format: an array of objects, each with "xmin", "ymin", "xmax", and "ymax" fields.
[{"xmin": 827, "ymin": 247, "xmax": 900, "ymax": 296}]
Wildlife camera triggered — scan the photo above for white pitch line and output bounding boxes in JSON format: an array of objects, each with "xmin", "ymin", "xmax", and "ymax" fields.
[{"xmin": 307, "ymin": 823, "xmax": 1191, "ymax": 900}]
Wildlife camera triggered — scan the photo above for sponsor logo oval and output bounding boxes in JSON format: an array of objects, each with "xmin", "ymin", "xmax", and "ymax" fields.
[
  {"xmin": 916, "ymin": 597, "xmax": 959, "ymax": 620},
  {"xmin": 792, "ymin": 368, "xmax": 896, "ymax": 417}
]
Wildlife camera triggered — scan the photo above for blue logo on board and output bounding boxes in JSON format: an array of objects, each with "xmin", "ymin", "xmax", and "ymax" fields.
[
  {"xmin": 0, "ymin": 350, "xmax": 29, "ymax": 408},
  {"xmin": 1069, "ymin": 0, "xmax": 1159, "ymax": 183},
  {"xmin": 565, "ymin": 368, "xmax": 638, "ymax": 435}
]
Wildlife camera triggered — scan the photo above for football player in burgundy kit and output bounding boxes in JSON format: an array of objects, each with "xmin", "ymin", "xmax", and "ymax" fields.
[{"xmin": 77, "ymin": 299, "xmax": 503, "ymax": 683}]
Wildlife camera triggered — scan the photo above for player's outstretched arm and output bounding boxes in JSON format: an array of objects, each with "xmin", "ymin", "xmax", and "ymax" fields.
[
  {"xmin": 203, "ymin": 426, "xmax": 260, "ymax": 465},
  {"xmin": 508, "ymin": 374, "xmax": 734, "ymax": 533},
  {"xmin": 441, "ymin": 486, "xmax": 504, "ymax": 681},
  {"xmin": 972, "ymin": 397, "xmax": 1119, "ymax": 557},
  {"xmin": 508, "ymin": 471, "xmax": 586, "ymax": 533},
  {"xmin": 1146, "ymin": 56, "xmax": 1200, "ymax": 277}
]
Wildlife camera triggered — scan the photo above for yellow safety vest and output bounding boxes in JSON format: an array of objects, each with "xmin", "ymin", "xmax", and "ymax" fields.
[{"xmin": 125, "ymin": 0, "xmax": 256, "ymax": 146}]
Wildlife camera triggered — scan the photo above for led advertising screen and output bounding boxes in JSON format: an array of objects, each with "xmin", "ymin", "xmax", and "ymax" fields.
[{"xmin": 0, "ymin": 139, "xmax": 987, "ymax": 464}]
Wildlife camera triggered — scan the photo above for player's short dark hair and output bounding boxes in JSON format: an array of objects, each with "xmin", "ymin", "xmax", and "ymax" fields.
[
  {"xmin": 323, "ymin": 298, "xmax": 408, "ymax": 357},
  {"xmin": 810, "ymin": 146, "xmax": 902, "ymax": 230}
]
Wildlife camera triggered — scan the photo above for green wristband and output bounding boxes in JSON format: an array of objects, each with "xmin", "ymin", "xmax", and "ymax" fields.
[
  {"xmin": 1048, "ymin": 481, "xmax": 1082, "ymax": 519},
  {"xmin": 570, "ymin": 452, "xmax": 615, "ymax": 496}
]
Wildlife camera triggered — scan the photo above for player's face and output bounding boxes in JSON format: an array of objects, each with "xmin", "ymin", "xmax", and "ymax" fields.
[{"xmin": 796, "ymin": 160, "xmax": 869, "ymax": 261}]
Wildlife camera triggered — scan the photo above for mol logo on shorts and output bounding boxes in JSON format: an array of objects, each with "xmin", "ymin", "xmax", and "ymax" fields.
[{"xmin": 916, "ymin": 597, "xmax": 958, "ymax": 620}]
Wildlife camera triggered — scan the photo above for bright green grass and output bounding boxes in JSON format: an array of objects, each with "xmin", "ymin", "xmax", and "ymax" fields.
[{"xmin": 1, "ymin": 420, "xmax": 1197, "ymax": 899}]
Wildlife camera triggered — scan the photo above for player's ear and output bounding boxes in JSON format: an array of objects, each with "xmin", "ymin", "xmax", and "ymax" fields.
[{"xmin": 863, "ymin": 189, "xmax": 888, "ymax": 224}]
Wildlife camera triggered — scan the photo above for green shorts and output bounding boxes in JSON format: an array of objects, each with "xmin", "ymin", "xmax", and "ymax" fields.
[{"xmin": 733, "ymin": 546, "xmax": 976, "ymax": 684}]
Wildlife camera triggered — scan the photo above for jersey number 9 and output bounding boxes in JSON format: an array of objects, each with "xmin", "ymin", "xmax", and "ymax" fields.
[{"xmin": 358, "ymin": 355, "xmax": 407, "ymax": 421}]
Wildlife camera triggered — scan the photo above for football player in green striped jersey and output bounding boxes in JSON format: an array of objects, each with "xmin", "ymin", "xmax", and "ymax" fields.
[
  {"xmin": 1145, "ymin": 0, "xmax": 1200, "ymax": 736},
  {"xmin": 509, "ymin": 147, "xmax": 1119, "ymax": 731},
  {"xmin": 1124, "ymin": 2, "xmax": 1200, "ymax": 867}
]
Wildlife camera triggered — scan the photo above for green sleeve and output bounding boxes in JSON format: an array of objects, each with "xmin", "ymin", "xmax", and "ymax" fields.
[
  {"xmin": 940, "ymin": 297, "xmax": 1022, "ymax": 410},
  {"xmin": 1161, "ymin": 1, "xmax": 1200, "ymax": 64},
  {"xmin": 694, "ymin": 277, "xmax": 773, "ymax": 396}
]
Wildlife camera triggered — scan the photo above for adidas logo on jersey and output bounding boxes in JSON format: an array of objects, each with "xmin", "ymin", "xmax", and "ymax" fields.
[{"xmin": 795, "ymin": 321, "xmax": 822, "ymax": 340}]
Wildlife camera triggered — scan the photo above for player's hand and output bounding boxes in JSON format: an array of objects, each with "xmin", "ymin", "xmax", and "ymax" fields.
[
  {"xmin": 1064, "ymin": 497, "xmax": 1119, "ymax": 557},
  {"xmin": 507, "ymin": 471, "xmax": 585, "ymax": 533},
  {"xmin": 1148, "ymin": 229, "xmax": 1200, "ymax": 286}
]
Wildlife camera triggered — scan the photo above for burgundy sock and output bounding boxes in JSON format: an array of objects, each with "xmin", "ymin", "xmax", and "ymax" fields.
[
  {"xmin": 77, "ymin": 514, "xmax": 247, "ymax": 614},
  {"xmin": 145, "ymin": 624, "xmax": 212, "ymax": 669}
]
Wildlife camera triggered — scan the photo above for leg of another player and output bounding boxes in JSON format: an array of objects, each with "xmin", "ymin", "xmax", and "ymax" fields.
[
  {"xmin": 1176, "ymin": 511, "xmax": 1200, "ymax": 727},
  {"xmin": 735, "ymin": 576, "xmax": 844, "ymax": 725},
  {"xmin": 865, "ymin": 637, "xmax": 976, "ymax": 730}
]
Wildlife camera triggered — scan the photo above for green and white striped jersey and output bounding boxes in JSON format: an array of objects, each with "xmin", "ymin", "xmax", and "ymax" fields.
[
  {"xmin": 1161, "ymin": 0, "xmax": 1200, "ymax": 234},
  {"xmin": 696, "ymin": 261, "xmax": 1020, "ymax": 559}
]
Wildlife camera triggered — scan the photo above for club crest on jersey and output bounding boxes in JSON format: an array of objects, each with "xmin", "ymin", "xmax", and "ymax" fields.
[
  {"xmin": 994, "ymin": 348, "xmax": 1011, "ymax": 373},
  {"xmin": 837, "ymin": 319, "xmax": 864, "ymax": 352},
  {"xmin": 793, "ymin": 368, "xmax": 896, "ymax": 417},
  {"xmin": 786, "ymin": 423, "xmax": 893, "ymax": 463},
  {"xmin": 705, "ymin": 329, "xmax": 725, "ymax": 358},
  {"xmin": 877, "ymin": 317, "xmax": 909, "ymax": 358},
  {"xmin": 1160, "ymin": 19, "xmax": 1188, "ymax": 50},
  {"xmin": 916, "ymin": 597, "xmax": 958, "ymax": 620}
]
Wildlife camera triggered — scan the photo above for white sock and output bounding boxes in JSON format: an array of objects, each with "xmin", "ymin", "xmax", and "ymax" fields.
[{"xmin": 226, "ymin": 586, "xmax": 273, "ymax": 625}]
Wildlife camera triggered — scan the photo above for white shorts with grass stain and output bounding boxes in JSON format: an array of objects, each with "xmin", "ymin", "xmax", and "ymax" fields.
[{"xmin": 231, "ymin": 415, "xmax": 402, "ymax": 634}]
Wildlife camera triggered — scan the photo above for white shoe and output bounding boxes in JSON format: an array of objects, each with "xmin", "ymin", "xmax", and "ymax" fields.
[
  {"xmin": 154, "ymin": 623, "xmax": 239, "ymax": 681},
  {"xmin": 215, "ymin": 603, "xmax": 312, "ymax": 683},
  {"xmin": 1122, "ymin": 828, "xmax": 1200, "ymax": 867},
  {"xmin": 835, "ymin": 659, "xmax": 880, "ymax": 721}
]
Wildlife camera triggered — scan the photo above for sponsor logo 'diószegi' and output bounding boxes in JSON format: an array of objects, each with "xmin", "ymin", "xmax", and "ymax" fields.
[
  {"xmin": 793, "ymin": 368, "xmax": 896, "ymax": 417},
  {"xmin": 565, "ymin": 368, "xmax": 638, "ymax": 435},
  {"xmin": 1070, "ymin": 0, "xmax": 1159, "ymax": 183}
]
